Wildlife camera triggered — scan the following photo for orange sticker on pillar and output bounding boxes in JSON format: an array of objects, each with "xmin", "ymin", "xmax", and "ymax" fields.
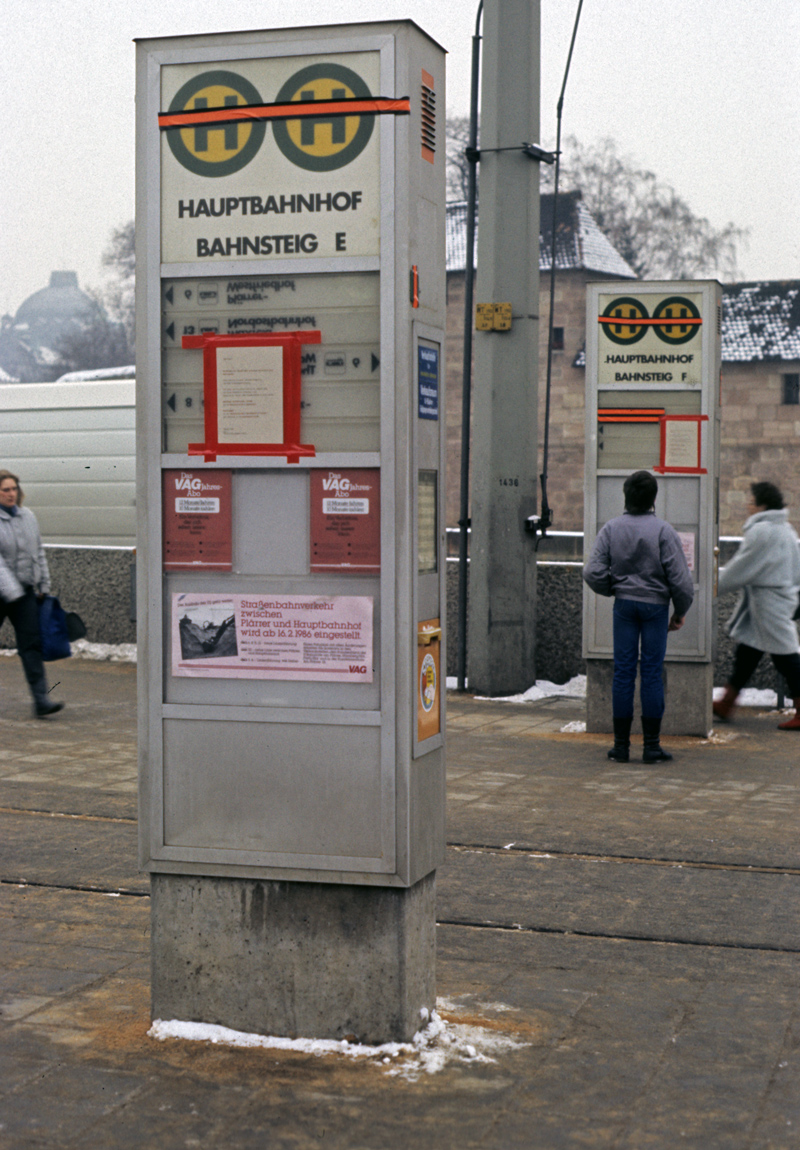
[{"xmin": 417, "ymin": 618, "xmax": 441, "ymax": 741}]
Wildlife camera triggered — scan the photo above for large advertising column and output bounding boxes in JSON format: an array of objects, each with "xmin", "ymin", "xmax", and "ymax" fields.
[
  {"xmin": 583, "ymin": 281, "xmax": 721, "ymax": 737},
  {"xmin": 136, "ymin": 21, "xmax": 446, "ymax": 1043}
]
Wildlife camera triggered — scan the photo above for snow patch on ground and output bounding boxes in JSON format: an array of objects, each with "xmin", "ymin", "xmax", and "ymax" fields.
[
  {"xmin": 701, "ymin": 729, "xmax": 740, "ymax": 745},
  {"xmin": 477, "ymin": 674, "xmax": 588, "ymax": 703},
  {"xmin": 71, "ymin": 639, "xmax": 137, "ymax": 662},
  {"xmin": 0, "ymin": 640, "xmax": 136, "ymax": 663},
  {"xmin": 438, "ymin": 997, "xmax": 520, "ymax": 1015},
  {"xmin": 712, "ymin": 686, "xmax": 783, "ymax": 708},
  {"xmin": 447, "ymin": 674, "xmax": 588, "ymax": 700},
  {"xmin": 149, "ymin": 999, "xmax": 529, "ymax": 1081},
  {"xmin": 560, "ymin": 720, "xmax": 587, "ymax": 733},
  {"xmin": 443, "ymin": 677, "xmax": 791, "ymax": 711}
]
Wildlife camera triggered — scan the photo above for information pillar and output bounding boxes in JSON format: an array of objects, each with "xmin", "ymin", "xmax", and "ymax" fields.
[
  {"xmin": 136, "ymin": 20, "xmax": 446, "ymax": 1042},
  {"xmin": 583, "ymin": 281, "xmax": 722, "ymax": 736}
]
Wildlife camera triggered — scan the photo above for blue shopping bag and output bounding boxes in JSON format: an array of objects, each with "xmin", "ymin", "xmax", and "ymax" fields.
[{"xmin": 38, "ymin": 595, "xmax": 72, "ymax": 661}]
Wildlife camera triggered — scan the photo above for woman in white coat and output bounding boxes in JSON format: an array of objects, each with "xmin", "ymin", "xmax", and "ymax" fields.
[
  {"xmin": 714, "ymin": 481, "xmax": 800, "ymax": 729},
  {"xmin": 0, "ymin": 469, "xmax": 64, "ymax": 717}
]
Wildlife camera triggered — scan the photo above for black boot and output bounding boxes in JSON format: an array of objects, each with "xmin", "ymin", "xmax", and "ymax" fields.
[
  {"xmin": 34, "ymin": 699, "xmax": 64, "ymax": 719},
  {"xmin": 608, "ymin": 716, "xmax": 632, "ymax": 762},
  {"xmin": 641, "ymin": 716, "xmax": 672, "ymax": 763}
]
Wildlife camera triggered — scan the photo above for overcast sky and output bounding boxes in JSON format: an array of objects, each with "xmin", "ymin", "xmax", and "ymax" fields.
[{"xmin": 2, "ymin": 0, "xmax": 798, "ymax": 315}]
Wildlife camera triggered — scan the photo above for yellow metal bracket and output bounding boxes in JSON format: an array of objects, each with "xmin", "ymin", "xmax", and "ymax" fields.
[{"xmin": 476, "ymin": 302, "xmax": 512, "ymax": 331}]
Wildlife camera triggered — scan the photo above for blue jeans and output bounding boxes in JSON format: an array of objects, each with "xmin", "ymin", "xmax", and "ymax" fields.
[{"xmin": 612, "ymin": 598, "xmax": 670, "ymax": 719}]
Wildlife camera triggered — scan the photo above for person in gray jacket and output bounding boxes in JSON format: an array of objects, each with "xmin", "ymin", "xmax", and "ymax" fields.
[
  {"xmin": 583, "ymin": 470, "xmax": 694, "ymax": 763},
  {"xmin": 714, "ymin": 481, "xmax": 800, "ymax": 729},
  {"xmin": 0, "ymin": 470, "xmax": 63, "ymax": 717}
]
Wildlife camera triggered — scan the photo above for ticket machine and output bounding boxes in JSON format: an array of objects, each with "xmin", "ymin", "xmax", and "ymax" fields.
[
  {"xmin": 583, "ymin": 281, "xmax": 721, "ymax": 736},
  {"xmin": 135, "ymin": 21, "xmax": 446, "ymax": 1041}
]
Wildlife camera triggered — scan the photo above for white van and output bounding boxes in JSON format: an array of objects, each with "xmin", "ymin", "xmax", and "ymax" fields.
[{"xmin": 0, "ymin": 377, "xmax": 135, "ymax": 545}]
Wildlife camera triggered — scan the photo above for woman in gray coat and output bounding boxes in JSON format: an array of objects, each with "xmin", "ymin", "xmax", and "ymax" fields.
[
  {"xmin": 0, "ymin": 469, "xmax": 63, "ymax": 717},
  {"xmin": 714, "ymin": 481, "xmax": 800, "ymax": 729}
]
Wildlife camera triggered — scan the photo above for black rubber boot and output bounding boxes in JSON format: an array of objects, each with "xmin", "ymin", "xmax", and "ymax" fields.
[
  {"xmin": 607, "ymin": 716, "xmax": 632, "ymax": 762},
  {"xmin": 34, "ymin": 700, "xmax": 64, "ymax": 719},
  {"xmin": 641, "ymin": 716, "xmax": 673, "ymax": 763}
]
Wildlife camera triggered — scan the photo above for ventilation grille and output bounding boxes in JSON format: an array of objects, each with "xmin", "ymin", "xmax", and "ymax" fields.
[{"xmin": 421, "ymin": 71, "xmax": 436, "ymax": 163}]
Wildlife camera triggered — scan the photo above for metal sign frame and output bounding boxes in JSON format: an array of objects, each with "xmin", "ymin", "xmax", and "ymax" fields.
[
  {"xmin": 136, "ymin": 22, "xmax": 446, "ymax": 887},
  {"xmin": 182, "ymin": 330, "xmax": 320, "ymax": 462},
  {"xmin": 583, "ymin": 280, "xmax": 722, "ymax": 665}
]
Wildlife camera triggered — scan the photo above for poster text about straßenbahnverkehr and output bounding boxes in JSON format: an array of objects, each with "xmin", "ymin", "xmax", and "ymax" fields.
[{"xmin": 172, "ymin": 592, "xmax": 374, "ymax": 681}]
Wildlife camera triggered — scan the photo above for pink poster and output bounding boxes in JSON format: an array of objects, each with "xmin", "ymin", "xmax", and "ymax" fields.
[{"xmin": 171, "ymin": 592, "xmax": 373, "ymax": 682}]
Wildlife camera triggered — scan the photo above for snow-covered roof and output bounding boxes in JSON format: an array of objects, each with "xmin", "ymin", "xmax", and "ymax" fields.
[
  {"xmin": 446, "ymin": 191, "xmax": 637, "ymax": 279},
  {"xmin": 572, "ymin": 281, "xmax": 800, "ymax": 369},
  {"xmin": 56, "ymin": 365, "xmax": 136, "ymax": 381},
  {"xmin": 721, "ymin": 282, "xmax": 800, "ymax": 363}
]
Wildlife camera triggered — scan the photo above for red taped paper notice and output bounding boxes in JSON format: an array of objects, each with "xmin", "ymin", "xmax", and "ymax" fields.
[{"xmin": 216, "ymin": 344, "xmax": 283, "ymax": 444}]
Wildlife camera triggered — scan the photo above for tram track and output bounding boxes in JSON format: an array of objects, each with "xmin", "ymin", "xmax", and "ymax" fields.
[
  {"xmin": 1, "ymin": 804, "xmax": 797, "ymax": 876},
  {"xmin": 2, "ymin": 808, "xmax": 798, "ymax": 957},
  {"xmin": 447, "ymin": 840, "xmax": 800, "ymax": 876}
]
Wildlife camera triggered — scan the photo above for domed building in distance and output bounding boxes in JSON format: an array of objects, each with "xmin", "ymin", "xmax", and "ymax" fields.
[{"xmin": 0, "ymin": 271, "xmax": 126, "ymax": 382}]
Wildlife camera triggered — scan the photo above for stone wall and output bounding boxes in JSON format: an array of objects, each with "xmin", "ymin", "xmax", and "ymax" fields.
[
  {"xmin": 2, "ymin": 545, "xmax": 790, "ymax": 694},
  {"xmin": 446, "ymin": 558, "xmax": 792, "ymax": 693},
  {"xmin": 0, "ymin": 546, "xmax": 136, "ymax": 649},
  {"xmin": 718, "ymin": 361, "xmax": 800, "ymax": 536}
]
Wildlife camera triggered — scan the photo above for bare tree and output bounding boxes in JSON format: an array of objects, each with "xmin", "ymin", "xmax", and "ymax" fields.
[
  {"xmin": 100, "ymin": 220, "xmax": 135, "ymax": 351},
  {"xmin": 541, "ymin": 136, "xmax": 747, "ymax": 280},
  {"xmin": 446, "ymin": 115, "xmax": 476, "ymax": 202},
  {"xmin": 52, "ymin": 221, "xmax": 136, "ymax": 375},
  {"xmin": 54, "ymin": 287, "xmax": 131, "ymax": 375}
]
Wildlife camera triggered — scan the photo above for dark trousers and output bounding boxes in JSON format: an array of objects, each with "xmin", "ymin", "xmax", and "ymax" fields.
[
  {"xmin": 612, "ymin": 598, "xmax": 670, "ymax": 719},
  {"xmin": 0, "ymin": 588, "xmax": 48, "ymax": 704},
  {"xmin": 730, "ymin": 643, "xmax": 800, "ymax": 697}
]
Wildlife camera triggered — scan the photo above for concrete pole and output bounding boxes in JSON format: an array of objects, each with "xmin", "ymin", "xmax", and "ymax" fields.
[{"xmin": 468, "ymin": 0, "xmax": 541, "ymax": 695}]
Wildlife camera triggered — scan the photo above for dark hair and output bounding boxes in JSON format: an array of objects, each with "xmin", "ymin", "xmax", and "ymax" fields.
[
  {"xmin": 623, "ymin": 470, "xmax": 657, "ymax": 515},
  {"xmin": 0, "ymin": 469, "xmax": 23, "ymax": 505},
  {"xmin": 751, "ymin": 481, "xmax": 784, "ymax": 510}
]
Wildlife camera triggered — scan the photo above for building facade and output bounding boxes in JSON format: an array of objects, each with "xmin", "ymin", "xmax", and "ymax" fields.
[
  {"xmin": 445, "ymin": 191, "xmax": 636, "ymax": 530},
  {"xmin": 446, "ymin": 196, "xmax": 800, "ymax": 537}
]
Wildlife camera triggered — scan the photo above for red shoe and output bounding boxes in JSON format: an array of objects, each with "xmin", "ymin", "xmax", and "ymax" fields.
[
  {"xmin": 778, "ymin": 699, "xmax": 800, "ymax": 729},
  {"xmin": 713, "ymin": 685, "xmax": 739, "ymax": 722}
]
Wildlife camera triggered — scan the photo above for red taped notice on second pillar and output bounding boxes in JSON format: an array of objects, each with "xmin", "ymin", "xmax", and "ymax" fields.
[{"xmin": 310, "ymin": 469, "xmax": 380, "ymax": 574}]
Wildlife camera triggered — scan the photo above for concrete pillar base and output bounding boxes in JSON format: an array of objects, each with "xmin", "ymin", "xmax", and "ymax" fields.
[
  {"xmin": 586, "ymin": 659, "xmax": 713, "ymax": 737},
  {"xmin": 150, "ymin": 872, "xmax": 436, "ymax": 1044}
]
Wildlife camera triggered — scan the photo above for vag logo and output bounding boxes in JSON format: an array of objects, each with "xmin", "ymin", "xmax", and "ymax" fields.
[
  {"xmin": 322, "ymin": 473, "xmax": 349, "ymax": 495},
  {"xmin": 165, "ymin": 64, "xmax": 375, "ymax": 177},
  {"xmin": 166, "ymin": 71, "xmax": 266, "ymax": 178},
  {"xmin": 272, "ymin": 63, "xmax": 375, "ymax": 172},
  {"xmin": 321, "ymin": 473, "xmax": 370, "ymax": 496},
  {"xmin": 175, "ymin": 473, "xmax": 203, "ymax": 492}
]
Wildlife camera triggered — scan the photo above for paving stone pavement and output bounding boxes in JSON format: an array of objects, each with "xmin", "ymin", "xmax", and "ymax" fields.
[{"xmin": 0, "ymin": 657, "xmax": 798, "ymax": 1149}]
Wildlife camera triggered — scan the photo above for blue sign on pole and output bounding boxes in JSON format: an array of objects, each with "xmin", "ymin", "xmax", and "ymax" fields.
[{"xmin": 418, "ymin": 345, "xmax": 439, "ymax": 420}]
